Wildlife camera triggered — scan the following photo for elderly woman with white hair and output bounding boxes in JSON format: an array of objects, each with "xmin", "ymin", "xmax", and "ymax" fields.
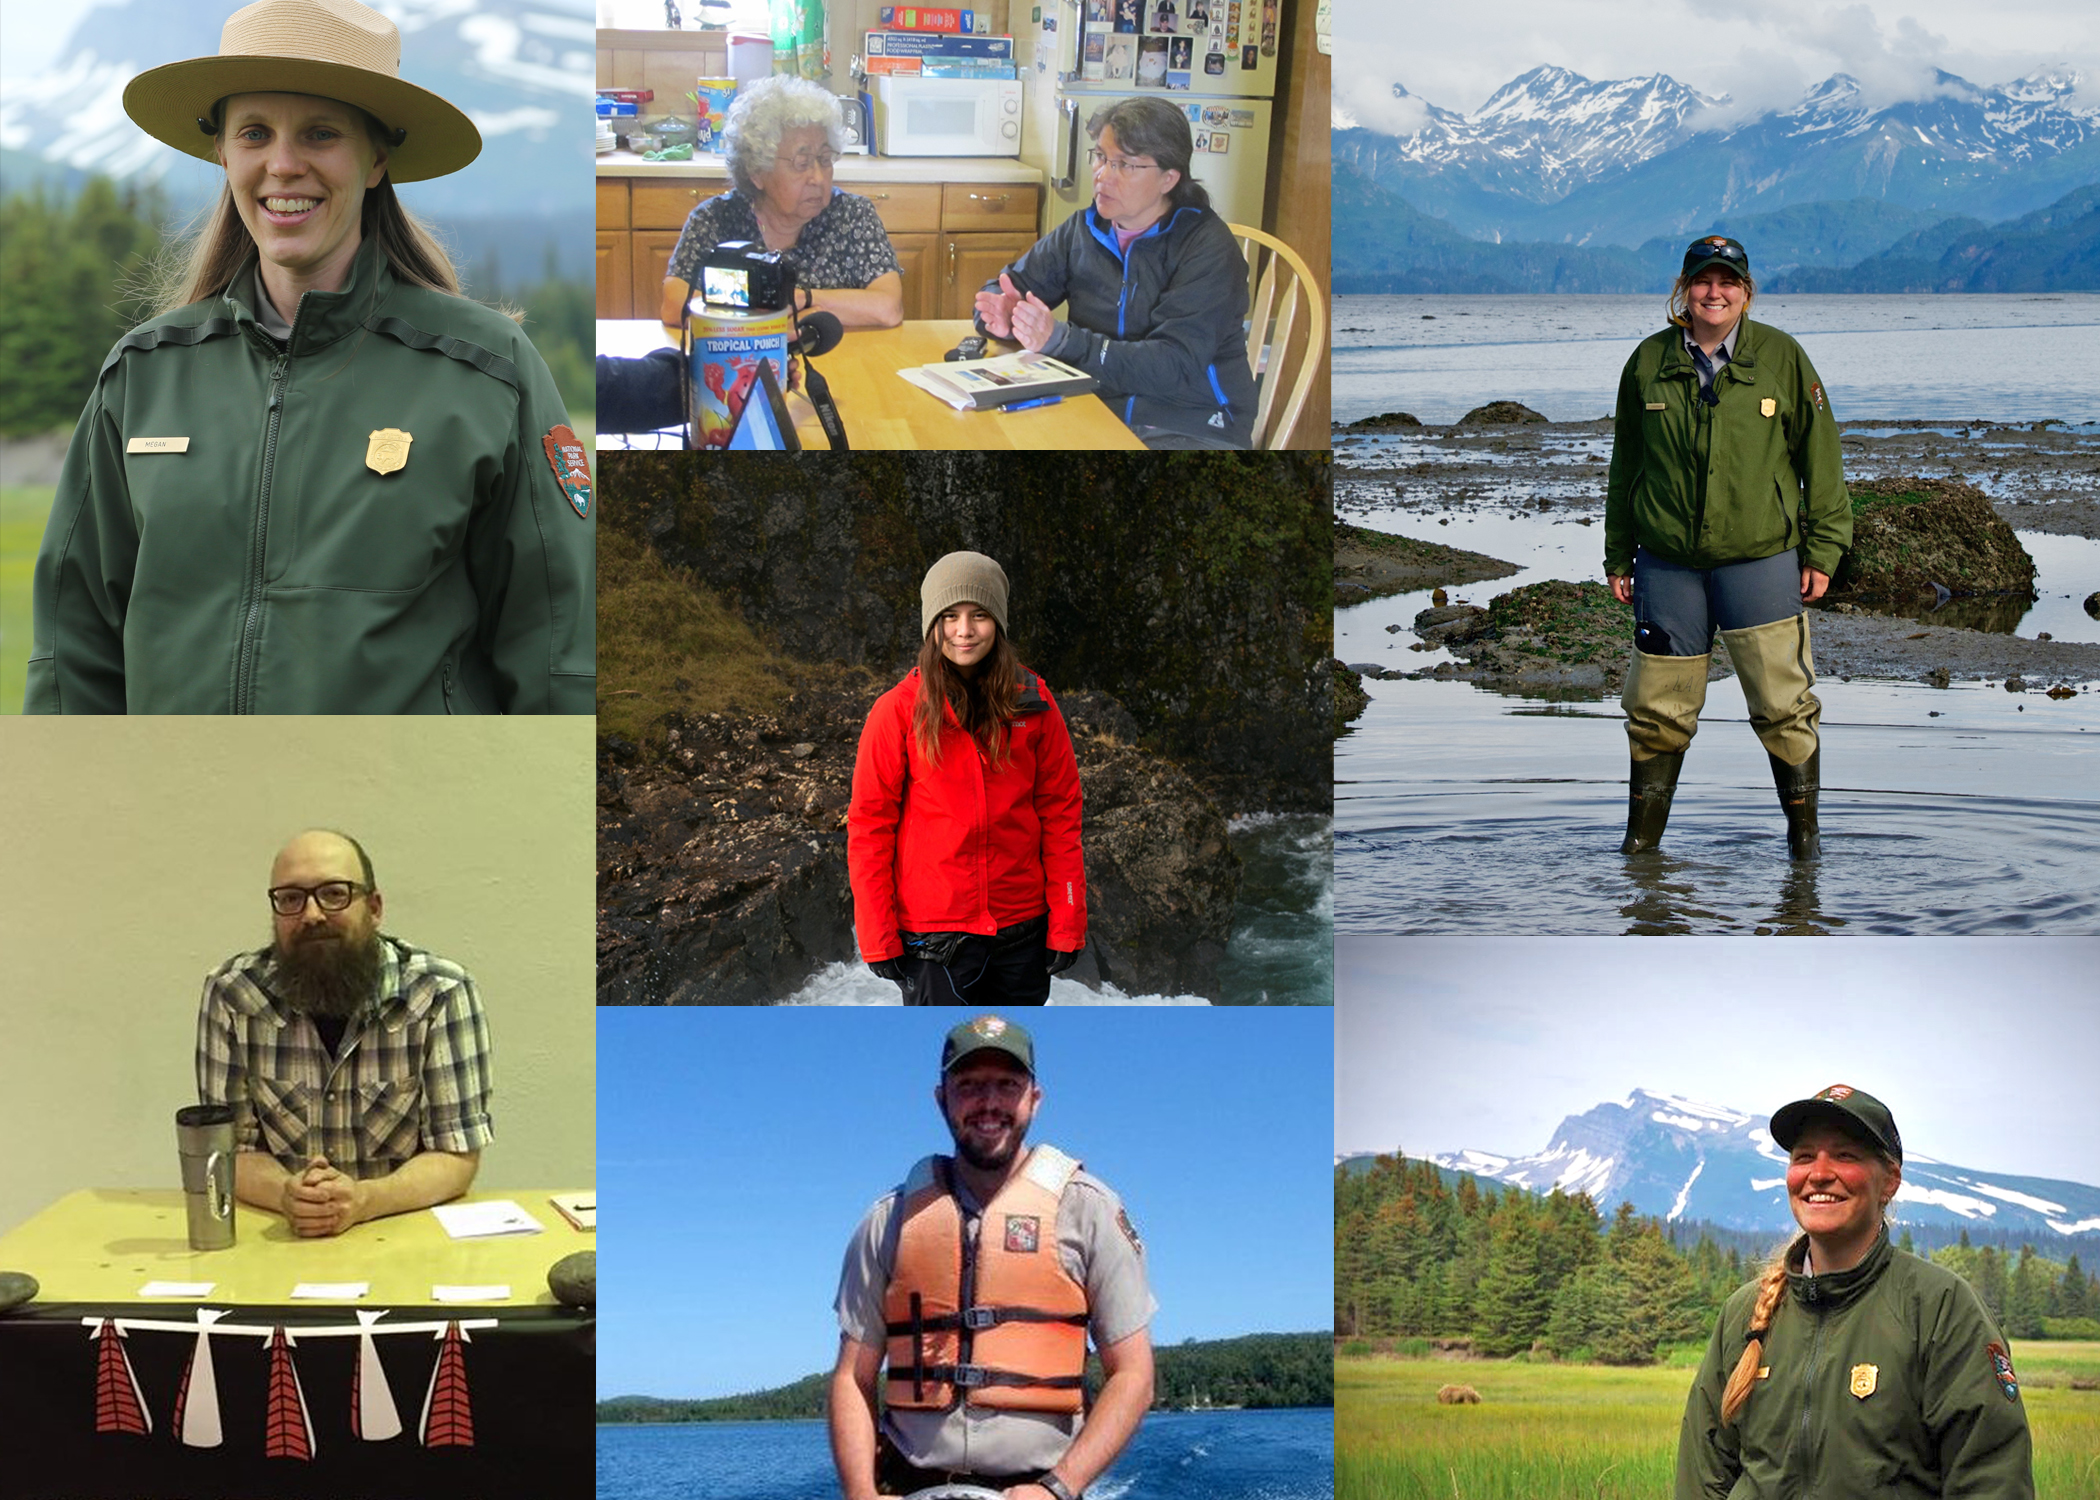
[{"xmin": 657, "ymin": 75, "xmax": 903, "ymax": 329}]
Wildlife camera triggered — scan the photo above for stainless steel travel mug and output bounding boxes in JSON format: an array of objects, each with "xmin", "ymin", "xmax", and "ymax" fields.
[{"xmin": 175, "ymin": 1104, "xmax": 236, "ymax": 1251}]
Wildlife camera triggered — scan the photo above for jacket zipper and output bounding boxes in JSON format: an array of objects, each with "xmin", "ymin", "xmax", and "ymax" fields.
[
  {"xmin": 1690, "ymin": 379, "xmax": 1712, "ymax": 554},
  {"xmin": 1796, "ymin": 1297, "xmax": 1825, "ymax": 1494},
  {"xmin": 234, "ymin": 348, "xmax": 292, "ymax": 714}
]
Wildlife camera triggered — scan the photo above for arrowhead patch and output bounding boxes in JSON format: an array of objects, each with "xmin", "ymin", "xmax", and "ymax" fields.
[{"xmin": 542, "ymin": 425, "xmax": 592, "ymax": 519}]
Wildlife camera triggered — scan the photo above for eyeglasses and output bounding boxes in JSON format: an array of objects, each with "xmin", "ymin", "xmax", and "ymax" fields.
[
  {"xmin": 1088, "ymin": 148, "xmax": 1162, "ymax": 177},
  {"xmin": 777, "ymin": 150, "xmax": 839, "ymax": 174},
  {"xmin": 1686, "ymin": 238, "xmax": 1746, "ymax": 262},
  {"xmin": 268, "ymin": 881, "xmax": 368, "ymax": 916},
  {"xmin": 949, "ymin": 1076, "xmax": 1030, "ymax": 1104}
]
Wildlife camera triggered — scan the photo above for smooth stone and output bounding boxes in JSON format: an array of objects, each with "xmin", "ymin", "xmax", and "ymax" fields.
[
  {"xmin": 0, "ymin": 1271, "xmax": 38, "ymax": 1314},
  {"xmin": 549, "ymin": 1250, "xmax": 595, "ymax": 1308}
]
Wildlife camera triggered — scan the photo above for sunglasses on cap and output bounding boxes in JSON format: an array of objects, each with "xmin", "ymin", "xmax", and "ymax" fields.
[{"xmin": 1685, "ymin": 237, "xmax": 1747, "ymax": 263}]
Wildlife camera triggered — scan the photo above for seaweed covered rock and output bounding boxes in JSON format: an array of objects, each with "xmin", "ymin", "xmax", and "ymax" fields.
[
  {"xmin": 1345, "ymin": 411, "xmax": 1422, "ymax": 430},
  {"xmin": 1457, "ymin": 401, "xmax": 1548, "ymax": 426},
  {"xmin": 1829, "ymin": 477, "xmax": 2037, "ymax": 608},
  {"xmin": 1410, "ymin": 580, "xmax": 1636, "ymax": 694},
  {"xmin": 599, "ymin": 453, "xmax": 1330, "ymax": 811},
  {"xmin": 1332, "ymin": 660, "xmax": 1369, "ymax": 736},
  {"xmin": 1334, "ymin": 521, "xmax": 1519, "ymax": 601},
  {"xmin": 597, "ymin": 687, "xmax": 1241, "ymax": 1002}
]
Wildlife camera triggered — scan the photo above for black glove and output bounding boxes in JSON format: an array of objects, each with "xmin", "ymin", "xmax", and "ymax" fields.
[
  {"xmin": 1045, "ymin": 947, "xmax": 1080, "ymax": 976},
  {"xmin": 869, "ymin": 957, "xmax": 909, "ymax": 982}
]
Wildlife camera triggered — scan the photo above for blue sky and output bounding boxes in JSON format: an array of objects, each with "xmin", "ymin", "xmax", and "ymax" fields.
[{"xmin": 598, "ymin": 1008, "xmax": 1335, "ymax": 1399}]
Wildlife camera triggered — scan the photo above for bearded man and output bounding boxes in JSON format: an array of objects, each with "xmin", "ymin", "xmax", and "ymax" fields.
[
  {"xmin": 828, "ymin": 1015, "xmax": 1154, "ymax": 1500},
  {"xmin": 194, "ymin": 829, "xmax": 492, "ymax": 1238}
]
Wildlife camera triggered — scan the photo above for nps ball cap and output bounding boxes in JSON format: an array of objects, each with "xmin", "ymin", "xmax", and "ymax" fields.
[
  {"xmin": 1771, "ymin": 1083, "xmax": 1903, "ymax": 1164},
  {"xmin": 940, "ymin": 1013, "xmax": 1035, "ymax": 1076}
]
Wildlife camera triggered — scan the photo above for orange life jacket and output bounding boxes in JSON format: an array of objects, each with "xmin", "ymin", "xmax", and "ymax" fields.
[{"xmin": 882, "ymin": 1145, "xmax": 1090, "ymax": 1413}]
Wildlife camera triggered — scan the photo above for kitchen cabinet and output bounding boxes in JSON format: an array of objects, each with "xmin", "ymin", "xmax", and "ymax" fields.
[{"xmin": 595, "ymin": 165, "xmax": 1042, "ymax": 323}]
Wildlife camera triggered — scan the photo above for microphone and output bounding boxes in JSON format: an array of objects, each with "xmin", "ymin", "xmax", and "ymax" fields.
[{"xmin": 793, "ymin": 309, "xmax": 850, "ymax": 451}]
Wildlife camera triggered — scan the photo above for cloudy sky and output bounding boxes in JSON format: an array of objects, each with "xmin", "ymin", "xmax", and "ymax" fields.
[
  {"xmin": 1333, "ymin": 0, "xmax": 2100, "ymax": 132},
  {"xmin": 1336, "ymin": 937, "xmax": 2100, "ymax": 1187}
]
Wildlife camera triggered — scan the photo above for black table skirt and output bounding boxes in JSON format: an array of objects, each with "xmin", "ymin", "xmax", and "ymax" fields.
[{"xmin": 1, "ymin": 1301, "xmax": 592, "ymax": 1498}]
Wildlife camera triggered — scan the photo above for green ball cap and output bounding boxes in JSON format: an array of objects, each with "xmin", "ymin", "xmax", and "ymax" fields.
[
  {"xmin": 941, "ymin": 1013, "xmax": 1036, "ymax": 1076},
  {"xmin": 1771, "ymin": 1084, "xmax": 1903, "ymax": 1164},
  {"xmin": 1682, "ymin": 235, "xmax": 1752, "ymax": 280}
]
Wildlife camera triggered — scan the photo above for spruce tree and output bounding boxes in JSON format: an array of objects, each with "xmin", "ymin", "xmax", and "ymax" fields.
[{"xmin": 1475, "ymin": 1206, "xmax": 1550, "ymax": 1357}]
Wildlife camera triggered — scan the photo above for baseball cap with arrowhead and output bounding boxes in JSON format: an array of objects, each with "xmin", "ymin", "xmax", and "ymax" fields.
[
  {"xmin": 1771, "ymin": 1084, "xmax": 1903, "ymax": 1164},
  {"xmin": 941, "ymin": 1014, "xmax": 1035, "ymax": 1076},
  {"xmin": 1682, "ymin": 235, "xmax": 1752, "ymax": 280}
]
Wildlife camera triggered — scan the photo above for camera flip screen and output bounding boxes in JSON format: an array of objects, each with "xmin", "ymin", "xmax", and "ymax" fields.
[{"xmin": 702, "ymin": 266, "xmax": 752, "ymax": 309}]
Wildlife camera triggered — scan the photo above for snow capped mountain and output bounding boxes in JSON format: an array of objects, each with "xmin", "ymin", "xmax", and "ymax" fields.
[
  {"xmin": 1335, "ymin": 66, "xmax": 2100, "ymax": 248},
  {"xmin": 1394, "ymin": 1089, "xmax": 2100, "ymax": 1240}
]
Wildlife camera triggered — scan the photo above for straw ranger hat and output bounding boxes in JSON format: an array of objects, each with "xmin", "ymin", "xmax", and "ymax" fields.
[{"xmin": 122, "ymin": 0, "xmax": 481, "ymax": 183}]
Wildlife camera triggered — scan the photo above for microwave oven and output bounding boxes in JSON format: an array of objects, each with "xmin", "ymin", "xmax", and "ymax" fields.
[{"xmin": 864, "ymin": 76, "xmax": 1022, "ymax": 157}]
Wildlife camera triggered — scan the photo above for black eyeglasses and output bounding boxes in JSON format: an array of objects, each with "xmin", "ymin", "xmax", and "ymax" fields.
[
  {"xmin": 1687, "ymin": 239, "xmax": 1746, "ymax": 262},
  {"xmin": 268, "ymin": 881, "xmax": 368, "ymax": 916}
]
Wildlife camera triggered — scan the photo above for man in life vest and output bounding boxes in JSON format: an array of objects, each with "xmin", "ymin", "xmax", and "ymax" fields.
[{"xmin": 828, "ymin": 1014, "xmax": 1155, "ymax": 1500}]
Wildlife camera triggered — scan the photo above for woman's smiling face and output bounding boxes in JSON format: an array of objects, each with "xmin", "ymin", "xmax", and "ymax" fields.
[
  {"xmin": 1685, "ymin": 267, "xmax": 1748, "ymax": 342},
  {"xmin": 937, "ymin": 603, "xmax": 997, "ymax": 672},
  {"xmin": 219, "ymin": 92, "xmax": 387, "ymax": 288},
  {"xmin": 1786, "ymin": 1119, "xmax": 1894, "ymax": 1246}
]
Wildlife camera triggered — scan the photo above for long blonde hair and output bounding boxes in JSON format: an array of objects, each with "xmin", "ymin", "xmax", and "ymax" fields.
[
  {"xmin": 139, "ymin": 109, "xmax": 464, "ymax": 320},
  {"xmin": 1665, "ymin": 266, "xmax": 1755, "ymax": 334}
]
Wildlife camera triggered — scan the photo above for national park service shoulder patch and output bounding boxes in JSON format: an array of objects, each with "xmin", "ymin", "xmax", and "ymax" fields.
[
  {"xmin": 1117, "ymin": 1206, "xmax": 1143, "ymax": 1252},
  {"xmin": 542, "ymin": 424, "xmax": 592, "ymax": 519},
  {"xmin": 1986, "ymin": 1341, "xmax": 2019, "ymax": 1402}
]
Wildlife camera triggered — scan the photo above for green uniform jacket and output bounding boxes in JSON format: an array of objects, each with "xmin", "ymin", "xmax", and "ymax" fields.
[
  {"xmin": 26, "ymin": 237, "xmax": 594, "ymax": 713},
  {"xmin": 1677, "ymin": 1232, "xmax": 2034, "ymax": 1500},
  {"xmin": 1604, "ymin": 319, "xmax": 1851, "ymax": 579}
]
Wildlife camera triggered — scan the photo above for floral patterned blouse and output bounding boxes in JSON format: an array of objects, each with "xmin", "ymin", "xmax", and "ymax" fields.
[{"xmin": 664, "ymin": 188, "xmax": 902, "ymax": 294}]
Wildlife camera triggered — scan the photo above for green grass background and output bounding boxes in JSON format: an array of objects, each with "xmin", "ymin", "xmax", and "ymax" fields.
[
  {"xmin": 1, "ymin": 486, "xmax": 53, "ymax": 714},
  {"xmin": 1338, "ymin": 1341, "xmax": 2100, "ymax": 1500}
]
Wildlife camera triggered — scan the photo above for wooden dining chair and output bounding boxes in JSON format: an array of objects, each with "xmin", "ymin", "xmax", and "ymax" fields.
[{"xmin": 1225, "ymin": 223, "xmax": 1326, "ymax": 450}]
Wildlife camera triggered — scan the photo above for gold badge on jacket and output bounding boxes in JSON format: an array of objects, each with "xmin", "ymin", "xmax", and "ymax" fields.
[
  {"xmin": 1850, "ymin": 1363, "xmax": 1879, "ymax": 1399},
  {"xmin": 1760, "ymin": 398, "xmax": 1777, "ymax": 418},
  {"xmin": 366, "ymin": 428, "xmax": 413, "ymax": 475}
]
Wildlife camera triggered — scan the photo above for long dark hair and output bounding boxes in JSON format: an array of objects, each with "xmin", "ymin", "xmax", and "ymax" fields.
[{"xmin": 912, "ymin": 624, "xmax": 1023, "ymax": 770}]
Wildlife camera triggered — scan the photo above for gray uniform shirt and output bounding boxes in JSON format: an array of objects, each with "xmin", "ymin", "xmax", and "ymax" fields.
[{"xmin": 835, "ymin": 1149, "xmax": 1156, "ymax": 1476}]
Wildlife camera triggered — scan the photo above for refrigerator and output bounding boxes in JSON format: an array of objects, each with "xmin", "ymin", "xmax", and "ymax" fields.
[{"xmin": 1016, "ymin": 0, "xmax": 1282, "ymax": 237}]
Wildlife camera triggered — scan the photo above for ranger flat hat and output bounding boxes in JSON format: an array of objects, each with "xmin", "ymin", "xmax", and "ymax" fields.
[
  {"xmin": 122, "ymin": 0, "xmax": 481, "ymax": 184},
  {"xmin": 1682, "ymin": 234, "xmax": 1752, "ymax": 280},
  {"xmin": 1771, "ymin": 1084, "xmax": 1903, "ymax": 1164},
  {"xmin": 940, "ymin": 1014, "xmax": 1035, "ymax": 1076}
]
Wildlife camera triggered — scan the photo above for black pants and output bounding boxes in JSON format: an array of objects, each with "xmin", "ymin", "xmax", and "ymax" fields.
[{"xmin": 894, "ymin": 913, "xmax": 1051, "ymax": 1005}]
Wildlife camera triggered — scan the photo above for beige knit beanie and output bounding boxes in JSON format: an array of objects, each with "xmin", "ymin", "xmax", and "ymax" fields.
[{"xmin": 920, "ymin": 551, "xmax": 1010, "ymax": 637}]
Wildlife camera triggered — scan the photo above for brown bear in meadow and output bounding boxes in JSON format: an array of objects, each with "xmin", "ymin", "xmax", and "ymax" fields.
[{"xmin": 1436, "ymin": 1384, "xmax": 1482, "ymax": 1404}]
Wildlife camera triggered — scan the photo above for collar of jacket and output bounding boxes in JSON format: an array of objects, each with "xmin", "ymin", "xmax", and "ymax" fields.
[
  {"xmin": 1785, "ymin": 1225, "xmax": 1893, "ymax": 1312},
  {"xmin": 219, "ymin": 233, "xmax": 395, "ymax": 357},
  {"xmin": 1082, "ymin": 202, "xmax": 1201, "ymax": 262},
  {"xmin": 1656, "ymin": 319, "xmax": 1761, "ymax": 385}
]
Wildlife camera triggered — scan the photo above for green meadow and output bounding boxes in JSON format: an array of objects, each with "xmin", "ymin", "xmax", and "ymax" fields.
[
  {"xmin": 1, "ymin": 486, "xmax": 53, "ymax": 713},
  {"xmin": 1338, "ymin": 1341, "xmax": 2100, "ymax": 1499}
]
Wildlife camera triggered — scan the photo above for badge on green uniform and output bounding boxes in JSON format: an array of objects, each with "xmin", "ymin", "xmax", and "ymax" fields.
[
  {"xmin": 1850, "ymin": 1363, "xmax": 1878, "ymax": 1398},
  {"xmin": 1760, "ymin": 398, "xmax": 1777, "ymax": 418},
  {"xmin": 366, "ymin": 428, "xmax": 412, "ymax": 475}
]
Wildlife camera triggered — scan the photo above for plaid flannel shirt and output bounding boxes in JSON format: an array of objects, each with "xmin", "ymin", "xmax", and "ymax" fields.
[{"xmin": 194, "ymin": 935, "xmax": 494, "ymax": 1176}]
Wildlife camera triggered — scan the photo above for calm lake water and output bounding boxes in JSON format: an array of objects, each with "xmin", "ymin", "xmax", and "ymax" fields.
[
  {"xmin": 1332, "ymin": 293, "xmax": 2100, "ymax": 426},
  {"xmin": 597, "ymin": 1407, "xmax": 1334, "ymax": 1500},
  {"xmin": 785, "ymin": 814, "xmax": 1334, "ymax": 1004}
]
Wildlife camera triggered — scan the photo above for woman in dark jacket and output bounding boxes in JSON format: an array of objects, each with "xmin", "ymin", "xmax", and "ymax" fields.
[
  {"xmin": 1604, "ymin": 236, "xmax": 1850, "ymax": 858},
  {"xmin": 1677, "ymin": 1084, "xmax": 2033, "ymax": 1499},
  {"xmin": 973, "ymin": 97, "xmax": 1256, "ymax": 450},
  {"xmin": 847, "ymin": 552, "xmax": 1087, "ymax": 1005}
]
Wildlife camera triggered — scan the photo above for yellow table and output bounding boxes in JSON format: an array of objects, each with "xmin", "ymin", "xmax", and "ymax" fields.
[
  {"xmin": 596, "ymin": 318, "xmax": 1146, "ymax": 451},
  {"xmin": 0, "ymin": 1186, "xmax": 590, "ymax": 1306}
]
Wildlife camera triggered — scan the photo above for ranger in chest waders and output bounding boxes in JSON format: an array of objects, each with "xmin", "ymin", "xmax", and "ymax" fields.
[{"xmin": 1604, "ymin": 237, "xmax": 1852, "ymax": 858}]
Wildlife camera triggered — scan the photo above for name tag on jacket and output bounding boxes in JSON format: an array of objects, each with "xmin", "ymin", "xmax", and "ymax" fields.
[{"xmin": 127, "ymin": 437, "xmax": 190, "ymax": 453}]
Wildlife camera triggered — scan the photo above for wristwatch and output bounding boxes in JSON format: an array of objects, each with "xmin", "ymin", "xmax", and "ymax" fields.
[{"xmin": 1038, "ymin": 1474, "xmax": 1079, "ymax": 1500}]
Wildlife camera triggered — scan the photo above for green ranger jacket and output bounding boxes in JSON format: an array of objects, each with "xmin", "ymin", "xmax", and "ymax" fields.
[
  {"xmin": 1677, "ymin": 1231, "xmax": 2035, "ymax": 1500},
  {"xmin": 26, "ymin": 237, "xmax": 594, "ymax": 713},
  {"xmin": 1604, "ymin": 319, "xmax": 1851, "ymax": 579}
]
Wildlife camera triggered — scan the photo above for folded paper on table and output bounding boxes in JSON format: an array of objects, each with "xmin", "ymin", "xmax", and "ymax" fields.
[
  {"xmin": 138, "ymin": 1281, "xmax": 215, "ymax": 1298},
  {"xmin": 290, "ymin": 1281, "xmax": 370, "ymax": 1299},
  {"xmin": 898, "ymin": 350, "xmax": 1100, "ymax": 410},
  {"xmin": 432, "ymin": 1284, "xmax": 512, "ymax": 1302},
  {"xmin": 431, "ymin": 1201, "xmax": 545, "ymax": 1239}
]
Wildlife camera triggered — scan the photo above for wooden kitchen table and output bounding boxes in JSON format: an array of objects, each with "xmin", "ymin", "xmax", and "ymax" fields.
[
  {"xmin": 595, "ymin": 318, "xmax": 1146, "ymax": 451},
  {"xmin": 0, "ymin": 1187, "xmax": 593, "ymax": 1497}
]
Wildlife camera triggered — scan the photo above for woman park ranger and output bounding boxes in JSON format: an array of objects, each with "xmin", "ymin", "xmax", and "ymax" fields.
[
  {"xmin": 848, "ymin": 552, "xmax": 1087, "ymax": 1005},
  {"xmin": 1605, "ymin": 236, "xmax": 1849, "ymax": 857},
  {"xmin": 26, "ymin": 0, "xmax": 593, "ymax": 713},
  {"xmin": 1677, "ymin": 1085, "xmax": 2034, "ymax": 1498}
]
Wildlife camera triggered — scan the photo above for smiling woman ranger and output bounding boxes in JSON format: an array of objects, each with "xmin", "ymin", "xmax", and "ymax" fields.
[
  {"xmin": 1604, "ymin": 237, "xmax": 1850, "ymax": 857},
  {"xmin": 1676, "ymin": 1086, "xmax": 2035, "ymax": 1500},
  {"xmin": 25, "ymin": 0, "xmax": 594, "ymax": 714},
  {"xmin": 848, "ymin": 553, "xmax": 1087, "ymax": 1005}
]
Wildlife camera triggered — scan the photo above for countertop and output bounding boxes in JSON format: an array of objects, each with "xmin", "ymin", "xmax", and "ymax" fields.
[{"xmin": 596, "ymin": 150, "xmax": 1043, "ymax": 185}]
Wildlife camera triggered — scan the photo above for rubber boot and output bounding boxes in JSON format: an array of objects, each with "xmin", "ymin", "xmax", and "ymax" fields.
[
  {"xmin": 1621, "ymin": 751, "xmax": 1686, "ymax": 855},
  {"xmin": 1770, "ymin": 749, "xmax": 1821, "ymax": 860}
]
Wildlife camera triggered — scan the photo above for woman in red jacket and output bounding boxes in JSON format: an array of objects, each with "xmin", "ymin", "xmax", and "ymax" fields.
[{"xmin": 848, "ymin": 552, "xmax": 1088, "ymax": 1004}]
